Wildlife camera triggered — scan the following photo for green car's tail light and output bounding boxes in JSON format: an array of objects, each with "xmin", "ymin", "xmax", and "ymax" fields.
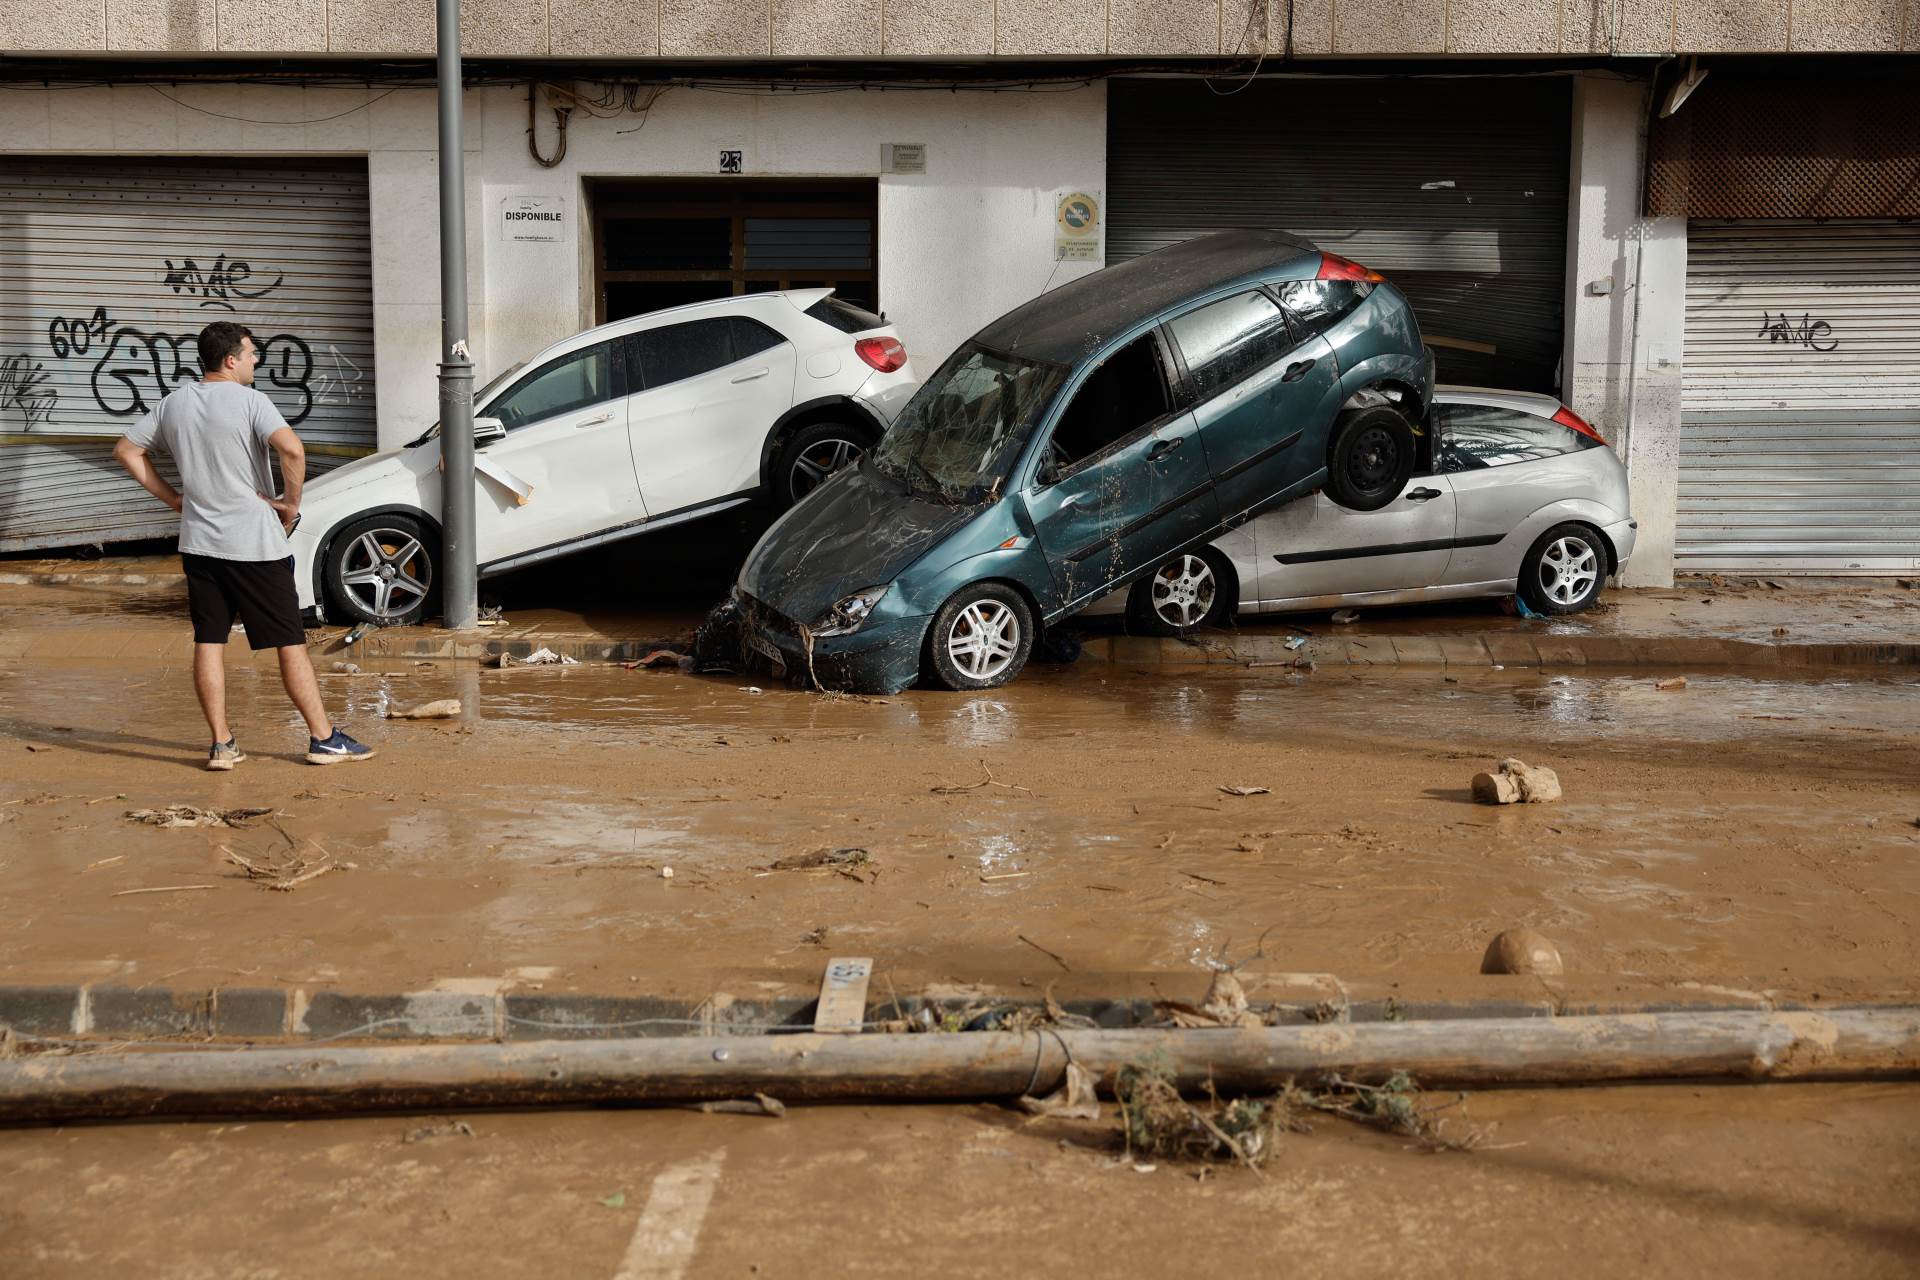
[
  {"xmin": 855, "ymin": 336, "xmax": 908, "ymax": 373},
  {"xmin": 1552, "ymin": 404, "xmax": 1607, "ymax": 445},
  {"xmin": 1316, "ymin": 252, "xmax": 1386, "ymax": 283}
]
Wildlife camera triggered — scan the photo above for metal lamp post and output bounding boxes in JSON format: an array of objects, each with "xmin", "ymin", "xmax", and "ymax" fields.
[{"xmin": 436, "ymin": 0, "xmax": 478, "ymax": 629}]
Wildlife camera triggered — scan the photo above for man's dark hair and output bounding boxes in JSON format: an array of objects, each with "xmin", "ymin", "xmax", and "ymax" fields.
[{"xmin": 197, "ymin": 322, "xmax": 256, "ymax": 374}]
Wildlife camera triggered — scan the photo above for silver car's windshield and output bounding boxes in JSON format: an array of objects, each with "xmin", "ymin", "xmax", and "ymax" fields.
[
  {"xmin": 870, "ymin": 343, "xmax": 1065, "ymax": 505},
  {"xmin": 402, "ymin": 360, "xmax": 529, "ymax": 448}
]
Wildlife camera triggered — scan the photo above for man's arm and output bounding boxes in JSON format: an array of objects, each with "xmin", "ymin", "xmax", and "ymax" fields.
[
  {"xmin": 262, "ymin": 426, "xmax": 305, "ymax": 533},
  {"xmin": 113, "ymin": 437, "xmax": 183, "ymax": 513}
]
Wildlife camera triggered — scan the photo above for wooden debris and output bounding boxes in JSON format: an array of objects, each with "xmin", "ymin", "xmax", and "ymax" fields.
[
  {"xmin": 125, "ymin": 805, "xmax": 278, "ymax": 829},
  {"xmin": 113, "ymin": 885, "xmax": 215, "ymax": 897},
  {"xmin": 384, "ymin": 698, "xmax": 462, "ymax": 719}
]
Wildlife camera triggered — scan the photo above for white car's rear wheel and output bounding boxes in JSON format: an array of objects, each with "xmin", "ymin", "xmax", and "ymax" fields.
[
  {"xmin": 775, "ymin": 421, "xmax": 871, "ymax": 507},
  {"xmin": 323, "ymin": 514, "xmax": 437, "ymax": 626}
]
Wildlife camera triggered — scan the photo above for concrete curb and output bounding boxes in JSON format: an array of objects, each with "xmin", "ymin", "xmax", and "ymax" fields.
[
  {"xmin": 1075, "ymin": 632, "xmax": 1920, "ymax": 671},
  {"xmin": 0, "ymin": 571, "xmax": 186, "ymax": 588},
  {"xmin": 3, "ymin": 980, "xmax": 1908, "ymax": 1047}
]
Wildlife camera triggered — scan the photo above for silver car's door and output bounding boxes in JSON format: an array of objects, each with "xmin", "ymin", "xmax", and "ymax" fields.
[
  {"xmin": 1436, "ymin": 403, "xmax": 1600, "ymax": 584},
  {"xmin": 1252, "ymin": 477, "xmax": 1458, "ymax": 605}
]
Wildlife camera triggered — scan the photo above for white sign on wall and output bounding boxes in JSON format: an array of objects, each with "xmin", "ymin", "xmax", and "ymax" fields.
[
  {"xmin": 502, "ymin": 195, "xmax": 567, "ymax": 243},
  {"xmin": 1054, "ymin": 191, "xmax": 1101, "ymax": 262}
]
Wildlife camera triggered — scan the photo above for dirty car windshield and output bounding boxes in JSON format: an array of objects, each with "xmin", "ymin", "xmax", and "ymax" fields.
[{"xmin": 871, "ymin": 344, "xmax": 1065, "ymax": 503}]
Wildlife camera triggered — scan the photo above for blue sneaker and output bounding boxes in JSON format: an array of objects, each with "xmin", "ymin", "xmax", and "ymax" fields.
[
  {"xmin": 306, "ymin": 729, "xmax": 376, "ymax": 766},
  {"xmin": 206, "ymin": 738, "xmax": 246, "ymax": 771}
]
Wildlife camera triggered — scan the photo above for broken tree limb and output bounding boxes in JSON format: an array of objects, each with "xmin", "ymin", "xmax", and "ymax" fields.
[{"xmin": 1, "ymin": 1009, "xmax": 1915, "ymax": 1123}]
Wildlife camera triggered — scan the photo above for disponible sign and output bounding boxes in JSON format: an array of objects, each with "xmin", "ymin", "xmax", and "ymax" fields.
[{"xmin": 501, "ymin": 195, "xmax": 567, "ymax": 243}]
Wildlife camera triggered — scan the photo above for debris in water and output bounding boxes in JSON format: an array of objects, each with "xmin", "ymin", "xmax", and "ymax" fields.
[
  {"xmin": 620, "ymin": 649, "xmax": 685, "ymax": 670},
  {"xmin": 693, "ymin": 1094, "xmax": 787, "ymax": 1118},
  {"xmin": 125, "ymin": 804, "xmax": 278, "ymax": 829},
  {"xmin": 660, "ymin": 866, "xmax": 675, "ymax": 879},
  {"xmin": 1480, "ymin": 928, "xmax": 1564, "ymax": 975},
  {"xmin": 402, "ymin": 1119, "xmax": 476, "ymax": 1144},
  {"xmin": 1017, "ymin": 1061, "xmax": 1102, "ymax": 1121},
  {"xmin": 1655, "ymin": 676, "xmax": 1687, "ymax": 691},
  {"xmin": 598, "ymin": 1192, "xmax": 626, "ymax": 1209},
  {"xmin": 1331, "ymin": 609, "xmax": 1360, "ymax": 624},
  {"xmin": 1285, "ymin": 635, "xmax": 1308, "ymax": 651},
  {"xmin": 1160, "ymin": 969, "xmax": 1262, "ymax": 1029},
  {"xmin": 384, "ymin": 698, "xmax": 462, "ymax": 719},
  {"xmin": 932, "ymin": 761, "xmax": 1031, "ymax": 795},
  {"xmin": 496, "ymin": 647, "xmax": 576, "ymax": 667},
  {"xmin": 1470, "ymin": 758, "xmax": 1561, "ymax": 805},
  {"xmin": 1117, "ymin": 1059, "xmax": 1301, "ymax": 1170},
  {"xmin": 769, "ymin": 847, "xmax": 870, "ymax": 871},
  {"xmin": 332, "ymin": 661, "xmax": 361, "ymax": 674},
  {"xmin": 224, "ymin": 844, "xmax": 357, "ymax": 892},
  {"xmin": 1217, "ymin": 785, "xmax": 1270, "ymax": 797}
]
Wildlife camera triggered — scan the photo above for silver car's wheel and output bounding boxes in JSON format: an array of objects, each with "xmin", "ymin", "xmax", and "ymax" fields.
[
  {"xmin": 791, "ymin": 437, "xmax": 862, "ymax": 500},
  {"xmin": 1148, "ymin": 554, "xmax": 1217, "ymax": 630},
  {"xmin": 945, "ymin": 600, "xmax": 1021, "ymax": 682},
  {"xmin": 338, "ymin": 526, "xmax": 433, "ymax": 622},
  {"xmin": 1537, "ymin": 535, "xmax": 1599, "ymax": 606},
  {"xmin": 1519, "ymin": 522, "xmax": 1607, "ymax": 616}
]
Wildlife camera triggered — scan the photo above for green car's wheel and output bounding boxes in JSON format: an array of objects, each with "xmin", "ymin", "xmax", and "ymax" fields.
[{"xmin": 925, "ymin": 583, "xmax": 1034, "ymax": 691}]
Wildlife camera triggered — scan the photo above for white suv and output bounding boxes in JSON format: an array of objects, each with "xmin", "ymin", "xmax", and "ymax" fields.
[{"xmin": 291, "ymin": 290, "xmax": 917, "ymax": 624}]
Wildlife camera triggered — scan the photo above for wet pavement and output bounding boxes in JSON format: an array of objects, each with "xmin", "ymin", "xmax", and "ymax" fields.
[{"xmin": 3, "ymin": 651, "xmax": 1916, "ymax": 1002}]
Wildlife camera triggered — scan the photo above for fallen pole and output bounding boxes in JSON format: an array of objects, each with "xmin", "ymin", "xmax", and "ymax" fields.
[{"xmin": 2, "ymin": 1009, "xmax": 1915, "ymax": 1123}]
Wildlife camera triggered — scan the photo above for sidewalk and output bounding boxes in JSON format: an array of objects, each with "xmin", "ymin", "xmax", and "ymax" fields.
[{"xmin": 2, "ymin": 555, "xmax": 1916, "ymax": 670}]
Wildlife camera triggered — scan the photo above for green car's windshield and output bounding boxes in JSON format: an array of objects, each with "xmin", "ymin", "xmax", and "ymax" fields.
[{"xmin": 871, "ymin": 343, "xmax": 1066, "ymax": 504}]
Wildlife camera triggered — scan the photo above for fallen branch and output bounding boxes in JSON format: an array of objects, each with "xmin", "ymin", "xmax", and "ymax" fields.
[
  {"xmin": 932, "ymin": 761, "xmax": 1032, "ymax": 796},
  {"xmin": 112, "ymin": 885, "xmax": 215, "ymax": 897}
]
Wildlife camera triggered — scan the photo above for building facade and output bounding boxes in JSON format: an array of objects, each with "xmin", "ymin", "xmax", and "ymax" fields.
[{"xmin": 2, "ymin": 1, "xmax": 1916, "ymax": 581}]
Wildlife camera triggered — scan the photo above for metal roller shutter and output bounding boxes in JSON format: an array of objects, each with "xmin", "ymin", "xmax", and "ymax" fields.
[
  {"xmin": 1679, "ymin": 221, "xmax": 1920, "ymax": 574},
  {"xmin": 0, "ymin": 157, "xmax": 375, "ymax": 552},
  {"xmin": 1108, "ymin": 77, "xmax": 1571, "ymax": 392}
]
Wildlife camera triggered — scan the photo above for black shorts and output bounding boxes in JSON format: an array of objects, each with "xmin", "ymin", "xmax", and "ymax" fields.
[{"xmin": 183, "ymin": 554, "xmax": 307, "ymax": 650}]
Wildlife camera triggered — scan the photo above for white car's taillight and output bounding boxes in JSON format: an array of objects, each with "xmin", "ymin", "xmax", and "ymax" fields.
[{"xmin": 855, "ymin": 336, "xmax": 907, "ymax": 373}]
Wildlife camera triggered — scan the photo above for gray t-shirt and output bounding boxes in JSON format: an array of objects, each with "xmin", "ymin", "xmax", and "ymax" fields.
[{"xmin": 125, "ymin": 380, "xmax": 293, "ymax": 563}]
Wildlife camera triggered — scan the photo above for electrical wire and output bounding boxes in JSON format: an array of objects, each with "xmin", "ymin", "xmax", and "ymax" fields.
[{"xmin": 145, "ymin": 83, "xmax": 406, "ymax": 124}]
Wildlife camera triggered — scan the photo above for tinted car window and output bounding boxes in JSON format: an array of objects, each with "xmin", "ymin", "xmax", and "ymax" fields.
[
  {"xmin": 1439, "ymin": 405, "xmax": 1597, "ymax": 472},
  {"xmin": 632, "ymin": 319, "xmax": 734, "ymax": 389},
  {"xmin": 487, "ymin": 343, "xmax": 619, "ymax": 432},
  {"xmin": 804, "ymin": 296, "xmax": 886, "ymax": 334},
  {"xmin": 1166, "ymin": 291, "xmax": 1294, "ymax": 400},
  {"xmin": 732, "ymin": 317, "xmax": 787, "ymax": 360},
  {"xmin": 1048, "ymin": 333, "xmax": 1171, "ymax": 473},
  {"xmin": 1277, "ymin": 279, "xmax": 1372, "ymax": 336}
]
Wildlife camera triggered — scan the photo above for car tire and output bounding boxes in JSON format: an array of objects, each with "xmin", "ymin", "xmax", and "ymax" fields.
[
  {"xmin": 1324, "ymin": 405, "xmax": 1416, "ymax": 511},
  {"xmin": 1125, "ymin": 547, "xmax": 1235, "ymax": 636},
  {"xmin": 1518, "ymin": 522, "xmax": 1608, "ymax": 615},
  {"xmin": 774, "ymin": 420, "xmax": 873, "ymax": 508},
  {"xmin": 925, "ymin": 583, "xmax": 1035, "ymax": 692},
  {"xmin": 321, "ymin": 513, "xmax": 438, "ymax": 626}
]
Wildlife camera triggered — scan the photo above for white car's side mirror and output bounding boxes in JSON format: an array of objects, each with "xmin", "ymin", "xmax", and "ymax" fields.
[{"xmin": 474, "ymin": 417, "xmax": 506, "ymax": 445}]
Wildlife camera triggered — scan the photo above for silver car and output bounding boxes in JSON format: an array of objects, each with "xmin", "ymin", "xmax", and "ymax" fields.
[{"xmin": 1087, "ymin": 387, "xmax": 1637, "ymax": 632}]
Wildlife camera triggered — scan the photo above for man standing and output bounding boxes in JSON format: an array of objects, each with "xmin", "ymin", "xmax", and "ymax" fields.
[{"xmin": 114, "ymin": 321, "xmax": 375, "ymax": 770}]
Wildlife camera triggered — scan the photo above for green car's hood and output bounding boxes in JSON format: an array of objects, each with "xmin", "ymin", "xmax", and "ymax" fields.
[{"xmin": 739, "ymin": 462, "xmax": 978, "ymax": 625}]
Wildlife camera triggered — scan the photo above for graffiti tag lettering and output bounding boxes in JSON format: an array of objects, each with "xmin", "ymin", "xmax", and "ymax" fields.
[
  {"xmin": 163, "ymin": 255, "xmax": 286, "ymax": 310},
  {"xmin": 47, "ymin": 306, "xmax": 118, "ymax": 360},
  {"xmin": 1757, "ymin": 312, "xmax": 1837, "ymax": 352},
  {"xmin": 85, "ymin": 325, "xmax": 315, "ymax": 425},
  {"xmin": 1, "ymin": 352, "xmax": 59, "ymax": 427}
]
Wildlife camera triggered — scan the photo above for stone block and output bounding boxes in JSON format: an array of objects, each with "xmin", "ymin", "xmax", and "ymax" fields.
[
  {"xmin": 108, "ymin": 0, "xmax": 215, "ymax": 50},
  {"xmin": 1436, "ymin": 636, "xmax": 1492, "ymax": 667},
  {"xmin": 90, "ymin": 986, "xmax": 212, "ymax": 1037},
  {"xmin": 298, "ymin": 990, "xmax": 497, "ymax": 1039},
  {"xmin": 1675, "ymin": 0, "xmax": 1788, "ymax": 50},
  {"xmin": 1283, "ymin": 0, "xmax": 1333, "ymax": 52},
  {"xmin": 1389, "ymin": 636, "xmax": 1448, "ymax": 666},
  {"xmin": 1107, "ymin": 0, "xmax": 1219, "ymax": 55},
  {"xmin": 219, "ymin": 0, "xmax": 327, "ymax": 51},
  {"xmin": 462, "ymin": 0, "xmax": 549, "ymax": 54},
  {"xmin": 1333, "ymin": 0, "xmax": 1445, "ymax": 51},
  {"xmin": 774, "ymin": 0, "xmax": 880, "ymax": 54},
  {"xmin": 504, "ymin": 993, "xmax": 695, "ymax": 1040},
  {"xmin": 1, "ymin": 0, "xmax": 107, "ymax": 51},
  {"xmin": 662, "ymin": 0, "xmax": 769, "ymax": 54},
  {"xmin": 1221, "ymin": 0, "xmax": 1272, "ymax": 54},
  {"xmin": 882, "ymin": 0, "xmax": 991, "ymax": 53},
  {"xmin": 1574, "ymin": 636, "xmax": 1637, "ymax": 665},
  {"xmin": 551, "ymin": 0, "xmax": 657, "ymax": 54},
  {"xmin": 1108, "ymin": 635, "xmax": 1166, "ymax": 664},
  {"xmin": 328, "ymin": 0, "xmax": 433, "ymax": 54},
  {"xmin": 212, "ymin": 988, "xmax": 292, "ymax": 1038},
  {"xmin": 0, "ymin": 985, "xmax": 81, "ymax": 1035},
  {"xmin": 1447, "ymin": 0, "xmax": 1560, "ymax": 51},
  {"xmin": 1532, "ymin": 637, "xmax": 1588, "ymax": 668},
  {"xmin": 1563, "ymin": 0, "xmax": 1672, "ymax": 52},
  {"xmin": 995, "ymin": 0, "xmax": 1104, "ymax": 53},
  {"xmin": 1342, "ymin": 637, "xmax": 1390, "ymax": 665},
  {"xmin": 1789, "ymin": 0, "xmax": 1902, "ymax": 50},
  {"xmin": 1482, "ymin": 634, "xmax": 1543, "ymax": 667}
]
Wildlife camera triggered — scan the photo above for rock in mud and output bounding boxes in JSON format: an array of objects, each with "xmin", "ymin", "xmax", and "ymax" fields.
[
  {"xmin": 1471, "ymin": 757, "xmax": 1561, "ymax": 805},
  {"xmin": 1481, "ymin": 928, "xmax": 1564, "ymax": 975}
]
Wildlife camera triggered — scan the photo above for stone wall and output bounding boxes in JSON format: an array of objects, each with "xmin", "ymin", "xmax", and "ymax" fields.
[{"xmin": 5, "ymin": 0, "xmax": 1914, "ymax": 57}]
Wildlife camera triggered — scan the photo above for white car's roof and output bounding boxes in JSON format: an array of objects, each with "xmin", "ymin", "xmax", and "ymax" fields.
[
  {"xmin": 1432, "ymin": 384, "xmax": 1566, "ymax": 418},
  {"xmin": 518, "ymin": 288, "xmax": 841, "ymax": 369}
]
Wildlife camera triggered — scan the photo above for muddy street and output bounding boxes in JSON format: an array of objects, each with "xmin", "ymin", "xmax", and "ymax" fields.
[{"xmin": 3, "ymin": 650, "xmax": 1916, "ymax": 1001}]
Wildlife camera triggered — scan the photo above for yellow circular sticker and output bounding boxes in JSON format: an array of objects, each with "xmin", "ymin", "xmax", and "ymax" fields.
[{"xmin": 1056, "ymin": 192, "xmax": 1098, "ymax": 238}]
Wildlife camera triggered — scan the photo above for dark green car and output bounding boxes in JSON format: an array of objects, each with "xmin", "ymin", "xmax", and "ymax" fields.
[{"xmin": 715, "ymin": 229, "xmax": 1436, "ymax": 693}]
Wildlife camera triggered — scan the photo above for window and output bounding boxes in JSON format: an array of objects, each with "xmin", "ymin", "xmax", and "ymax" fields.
[
  {"xmin": 1166, "ymin": 291, "xmax": 1295, "ymax": 400},
  {"xmin": 1046, "ymin": 333, "xmax": 1172, "ymax": 473},
  {"xmin": 486, "ymin": 344, "xmax": 619, "ymax": 432},
  {"xmin": 870, "ymin": 343, "xmax": 1066, "ymax": 504},
  {"xmin": 1439, "ymin": 405, "xmax": 1599, "ymax": 471},
  {"xmin": 804, "ymin": 295, "xmax": 886, "ymax": 335},
  {"xmin": 630, "ymin": 317, "xmax": 787, "ymax": 389},
  {"xmin": 1277, "ymin": 279, "xmax": 1372, "ymax": 335}
]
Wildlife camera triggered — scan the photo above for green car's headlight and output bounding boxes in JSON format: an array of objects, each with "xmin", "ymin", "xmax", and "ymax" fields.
[{"xmin": 813, "ymin": 585, "xmax": 890, "ymax": 638}]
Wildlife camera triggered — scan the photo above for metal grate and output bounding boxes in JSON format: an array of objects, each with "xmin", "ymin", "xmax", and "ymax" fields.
[{"xmin": 1649, "ymin": 82, "xmax": 1920, "ymax": 220}]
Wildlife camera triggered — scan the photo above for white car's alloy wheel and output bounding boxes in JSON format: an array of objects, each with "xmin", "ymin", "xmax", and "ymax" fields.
[
  {"xmin": 339, "ymin": 528, "xmax": 432, "ymax": 620},
  {"xmin": 790, "ymin": 436, "xmax": 863, "ymax": 500}
]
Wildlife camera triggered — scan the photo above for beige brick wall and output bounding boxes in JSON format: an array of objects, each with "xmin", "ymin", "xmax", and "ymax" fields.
[{"xmin": 5, "ymin": 0, "xmax": 1913, "ymax": 56}]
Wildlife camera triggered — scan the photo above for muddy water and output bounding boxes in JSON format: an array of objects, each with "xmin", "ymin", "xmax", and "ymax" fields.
[{"xmin": 2, "ymin": 657, "xmax": 1917, "ymax": 999}]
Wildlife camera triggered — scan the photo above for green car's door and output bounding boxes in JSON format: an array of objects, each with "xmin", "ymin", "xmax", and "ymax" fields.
[
  {"xmin": 1166, "ymin": 289, "xmax": 1342, "ymax": 523},
  {"xmin": 1027, "ymin": 331, "xmax": 1220, "ymax": 609}
]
